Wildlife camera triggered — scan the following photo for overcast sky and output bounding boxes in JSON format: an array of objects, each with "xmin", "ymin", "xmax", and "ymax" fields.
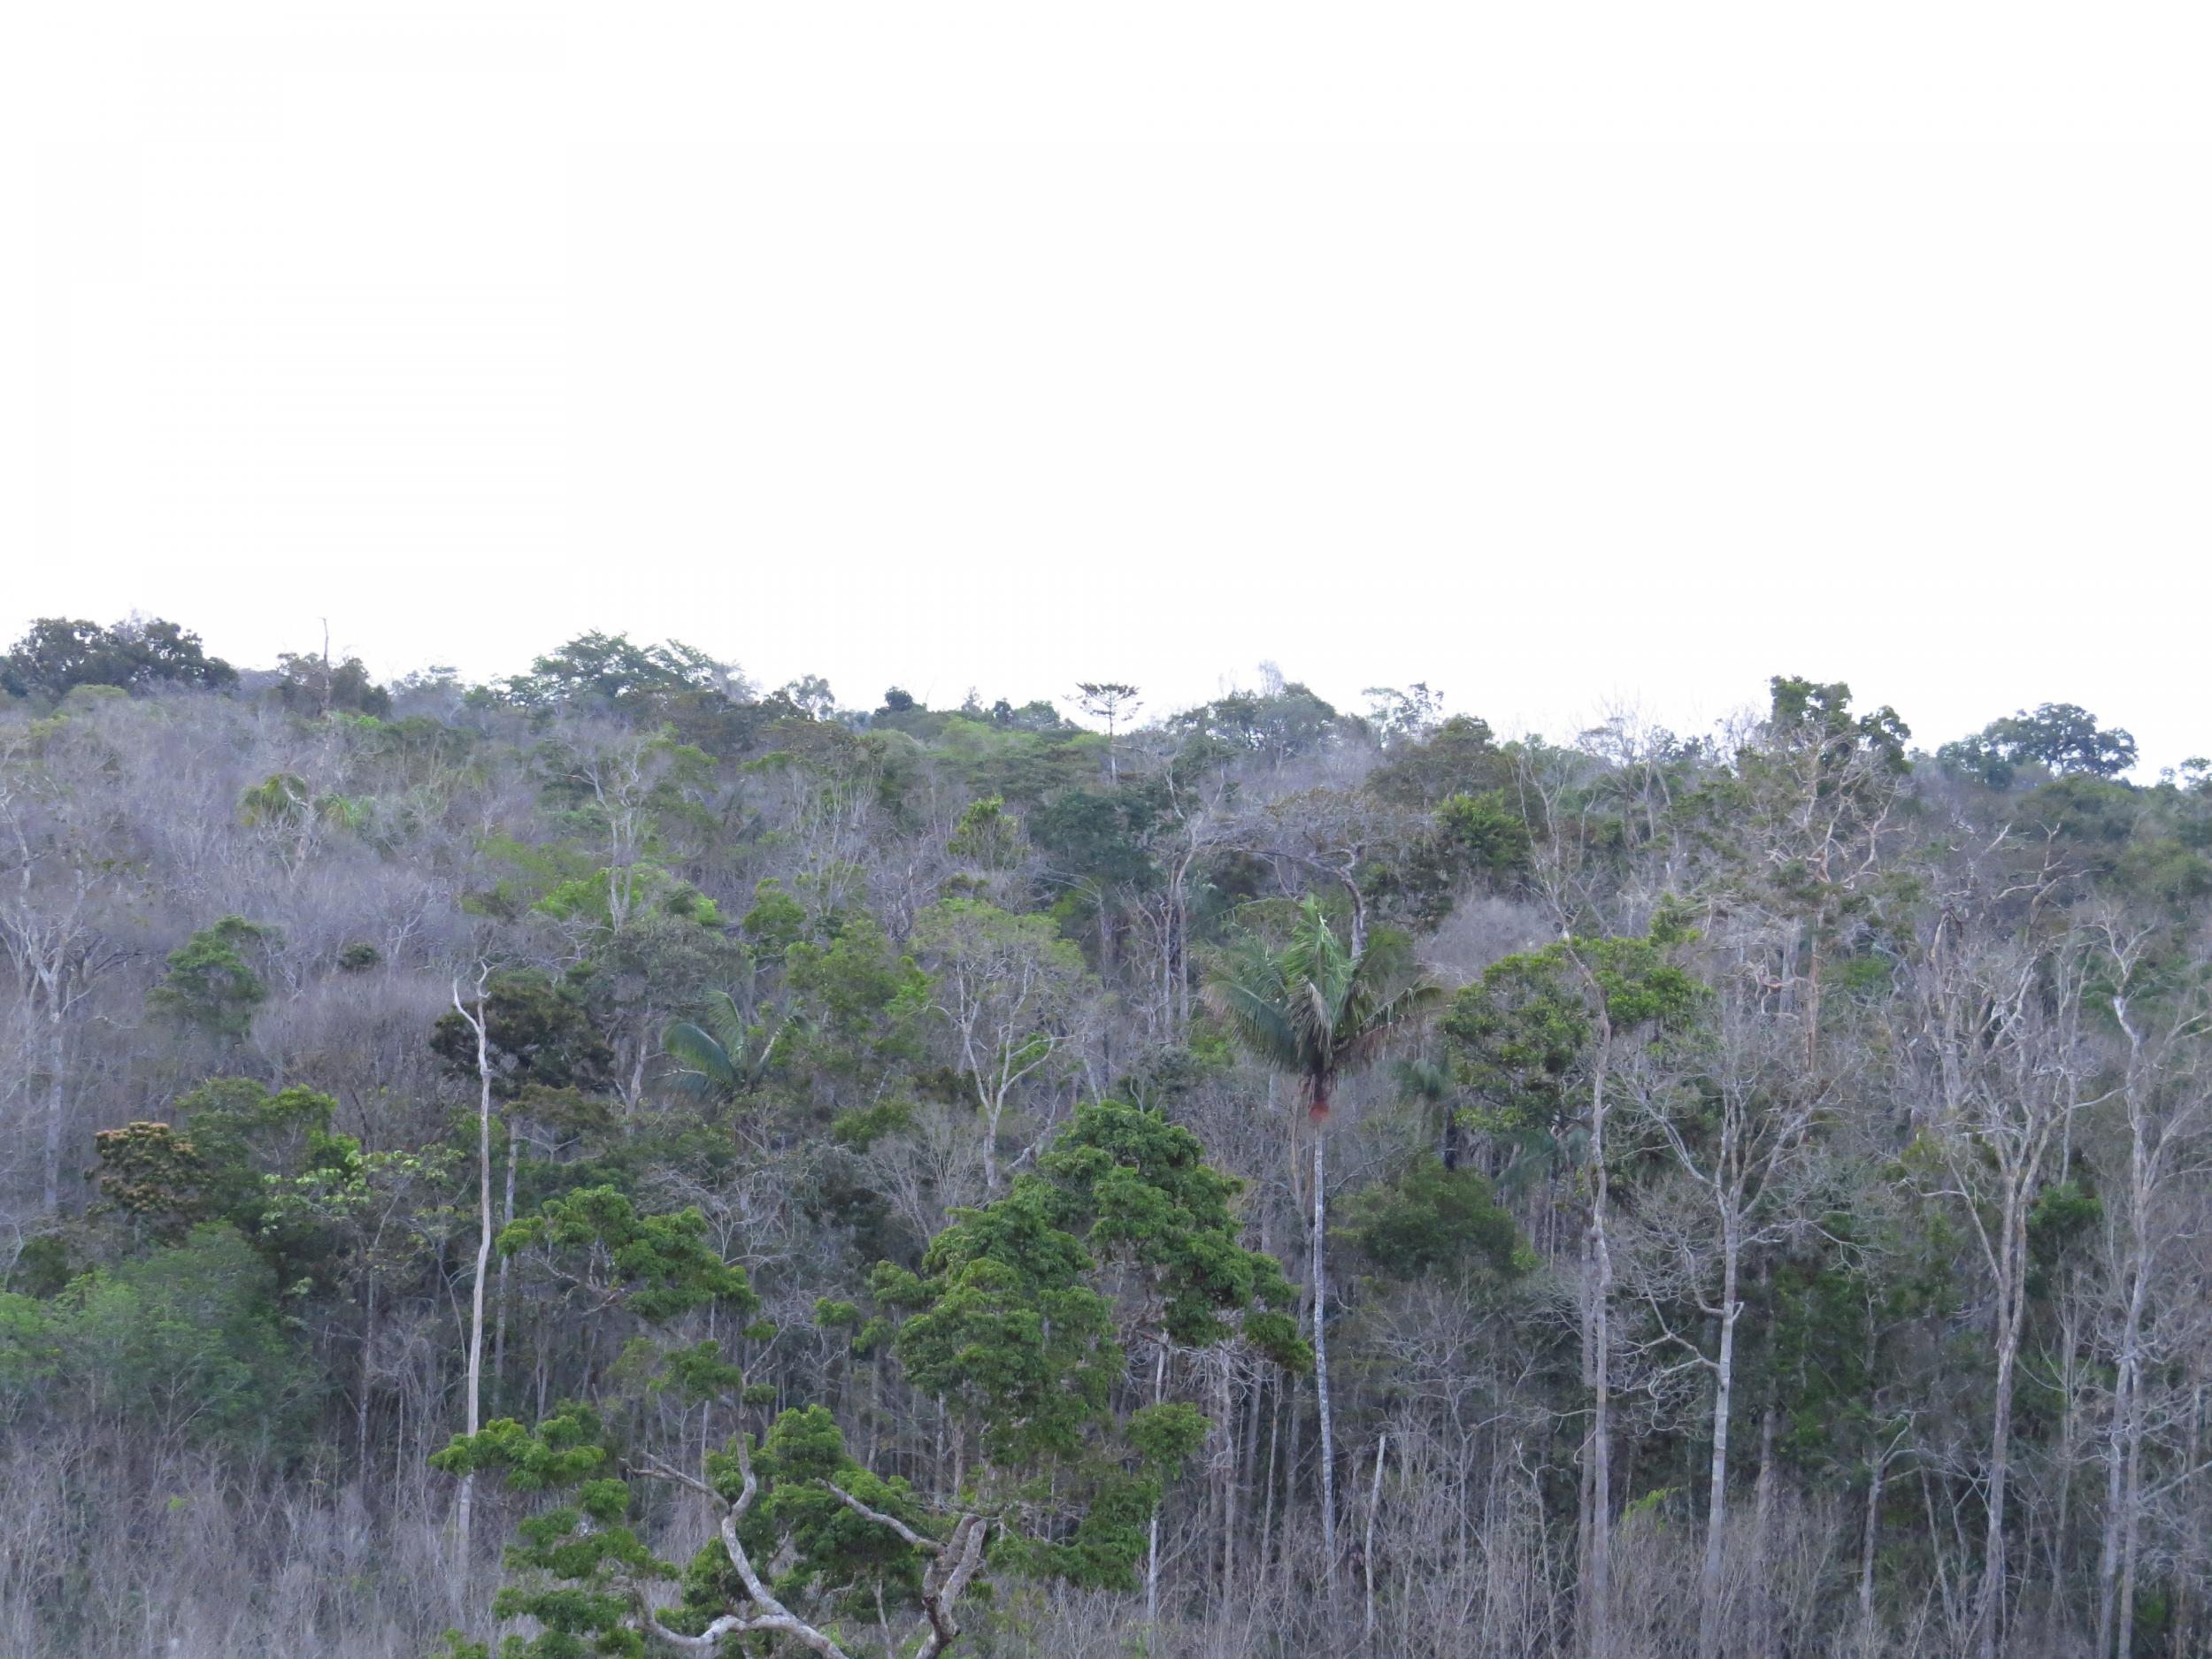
[{"xmin": 7, "ymin": 4, "xmax": 2209, "ymax": 765}]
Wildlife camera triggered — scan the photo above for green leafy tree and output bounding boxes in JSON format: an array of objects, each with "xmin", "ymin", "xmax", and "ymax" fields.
[
  {"xmin": 774, "ymin": 674, "xmax": 839, "ymax": 719},
  {"xmin": 741, "ymin": 878, "xmax": 811, "ymax": 964},
  {"xmin": 89, "ymin": 1079, "xmax": 339, "ymax": 1250},
  {"xmin": 260, "ymin": 1133, "xmax": 462, "ymax": 1479},
  {"xmin": 783, "ymin": 912, "xmax": 930, "ymax": 1117},
  {"xmin": 273, "ymin": 649, "xmax": 392, "ymax": 718},
  {"xmin": 869, "ymin": 1174, "xmax": 1185, "ymax": 1594},
  {"xmin": 147, "ymin": 916, "xmax": 272, "ymax": 1045},
  {"xmin": 499, "ymin": 1185, "xmax": 757, "ymax": 1325},
  {"xmin": 1037, "ymin": 1098, "xmax": 1308, "ymax": 1620},
  {"xmin": 878, "ymin": 1177, "xmax": 1120, "ymax": 1470},
  {"xmin": 1338, "ymin": 1154, "xmax": 1525, "ymax": 1283},
  {"xmin": 502, "ymin": 632, "xmax": 742, "ymax": 713},
  {"xmin": 1939, "ymin": 701, "xmax": 2139, "ymax": 787},
  {"xmin": 1375, "ymin": 789, "xmax": 1534, "ymax": 929},
  {"xmin": 1040, "ymin": 1100, "xmax": 1304, "ymax": 1361},
  {"xmin": 1171, "ymin": 680, "xmax": 1345, "ymax": 774},
  {"xmin": 1364, "ymin": 712, "xmax": 1510, "ymax": 808},
  {"xmin": 1, "ymin": 615, "xmax": 236, "ymax": 701},
  {"xmin": 430, "ymin": 972, "xmax": 615, "ymax": 1101},
  {"xmin": 1689, "ymin": 677, "xmax": 1911, "ymax": 1071},
  {"xmin": 436, "ymin": 1186, "xmax": 1149, "ymax": 1659},
  {"xmin": 1360, "ymin": 683, "xmax": 1445, "ymax": 748},
  {"xmin": 0, "ymin": 1223, "xmax": 312, "ymax": 1455},
  {"xmin": 947, "ymin": 795, "xmax": 1025, "ymax": 873},
  {"xmin": 432, "ymin": 1396, "xmax": 998, "ymax": 1659}
]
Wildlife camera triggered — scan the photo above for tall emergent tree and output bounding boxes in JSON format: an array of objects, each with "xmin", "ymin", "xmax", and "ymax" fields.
[
  {"xmin": 1074, "ymin": 682, "xmax": 1141, "ymax": 783},
  {"xmin": 445, "ymin": 976, "xmax": 497, "ymax": 1570},
  {"xmin": 1202, "ymin": 895, "xmax": 1438, "ymax": 1590}
]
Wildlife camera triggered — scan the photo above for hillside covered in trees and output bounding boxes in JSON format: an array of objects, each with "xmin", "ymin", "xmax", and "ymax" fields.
[{"xmin": 4, "ymin": 615, "xmax": 2209, "ymax": 1659}]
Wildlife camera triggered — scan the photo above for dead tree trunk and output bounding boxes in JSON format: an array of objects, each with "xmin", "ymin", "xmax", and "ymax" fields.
[{"xmin": 451, "ymin": 979, "xmax": 495, "ymax": 1569}]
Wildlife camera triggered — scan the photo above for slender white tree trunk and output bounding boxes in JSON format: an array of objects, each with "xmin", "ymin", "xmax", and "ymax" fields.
[
  {"xmin": 981, "ymin": 1088, "xmax": 1002, "ymax": 1193},
  {"xmin": 2117, "ymin": 1411, "xmax": 2146, "ymax": 1652},
  {"xmin": 42, "ymin": 1006, "xmax": 65, "ymax": 1215},
  {"xmin": 1313, "ymin": 1123, "xmax": 1339, "ymax": 1594},
  {"xmin": 454, "ymin": 984, "xmax": 495, "ymax": 1569},
  {"xmin": 1363, "ymin": 1432, "xmax": 1387, "ymax": 1650},
  {"xmin": 2095, "ymin": 1396, "xmax": 2125, "ymax": 1659},
  {"xmin": 1978, "ymin": 1193, "xmax": 2027, "ymax": 1659},
  {"xmin": 1220, "ymin": 1356, "xmax": 1241, "ymax": 1600},
  {"xmin": 2097, "ymin": 1263, "xmax": 2146, "ymax": 1659},
  {"xmin": 1147, "ymin": 1338, "xmax": 1166, "ymax": 1627},
  {"xmin": 1697, "ymin": 1225, "xmax": 1742, "ymax": 1659},
  {"xmin": 1584, "ymin": 1034, "xmax": 1615, "ymax": 1659},
  {"xmin": 1750, "ymin": 1402, "xmax": 1778, "ymax": 1659},
  {"xmin": 2101, "ymin": 994, "xmax": 2164, "ymax": 1659},
  {"xmin": 1860, "ymin": 1444, "xmax": 1886, "ymax": 1635}
]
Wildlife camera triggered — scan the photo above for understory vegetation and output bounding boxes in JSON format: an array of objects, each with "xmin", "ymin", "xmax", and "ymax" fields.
[{"xmin": 4, "ymin": 616, "xmax": 2210, "ymax": 1658}]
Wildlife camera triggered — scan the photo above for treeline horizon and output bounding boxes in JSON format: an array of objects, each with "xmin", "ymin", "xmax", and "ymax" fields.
[
  {"xmin": 4, "ymin": 608, "xmax": 2210, "ymax": 1659},
  {"xmin": 0, "ymin": 611, "xmax": 2179, "ymax": 787}
]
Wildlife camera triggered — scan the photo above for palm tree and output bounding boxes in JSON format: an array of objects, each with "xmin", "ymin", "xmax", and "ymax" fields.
[
  {"xmin": 1393, "ymin": 1053, "xmax": 1462, "ymax": 1170},
  {"xmin": 662, "ymin": 991, "xmax": 795, "ymax": 1107},
  {"xmin": 1202, "ymin": 895, "xmax": 1440, "ymax": 1588}
]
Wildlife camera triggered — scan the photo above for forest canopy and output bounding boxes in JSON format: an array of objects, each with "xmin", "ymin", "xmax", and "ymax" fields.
[{"xmin": 2, "ymin": 614, "xmax": 2206, "ymax": 1659}]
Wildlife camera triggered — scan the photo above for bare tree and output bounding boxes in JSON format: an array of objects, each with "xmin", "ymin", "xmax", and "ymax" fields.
[
  {"xmin": 1916, "ymin": 918, "xmax": 2100, "ymax": 1659},
  {"xmin": 1627, "ymin": 937, "xmax": 1833, "ymax": 1659},
  {"xmin": 2092, "ymin": 919, "xmax": 2212, "ymax": 1659},
  {"xmin": 911, "ymin": 900, "xmax": 1094, "ymax": 1192},
  {"xmin": 0, "ymin": 730, "xmax": 142, "ymax": 1215},
  {"xmin": 447, "ymin": 972, "xmax": 495, "ymax": 1570},
  {"xmin": 629, "ymin": 1441, "xmax": 992, "ymax": 1659}
]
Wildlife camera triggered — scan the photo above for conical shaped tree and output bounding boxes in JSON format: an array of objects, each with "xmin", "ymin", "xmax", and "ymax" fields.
[{"xmin": 1202, "ymin": 895, "xmax": 1439, "ymax": 1590}]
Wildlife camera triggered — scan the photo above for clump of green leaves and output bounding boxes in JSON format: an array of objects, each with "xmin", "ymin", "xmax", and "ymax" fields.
[{"xmin": 148, "ymin": 917, "xmax": 272, "ymax": 1043}]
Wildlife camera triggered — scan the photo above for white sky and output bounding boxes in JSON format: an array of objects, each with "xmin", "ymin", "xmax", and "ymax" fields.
[{"xmin": 5, "ymin": 4, "xmax": 2210, "ymax": 765}]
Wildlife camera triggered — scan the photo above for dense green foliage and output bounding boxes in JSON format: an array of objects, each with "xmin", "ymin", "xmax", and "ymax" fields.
[{"xmin": 3, "ymin": 628, "xmax": 2208, "ymax": 1659}]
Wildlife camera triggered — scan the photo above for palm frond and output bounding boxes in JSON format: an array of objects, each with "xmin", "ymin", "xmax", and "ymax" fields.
[
  {"xmin": 663, "ymin": 1018, "xmax": 738, "ymax": 1100},
  {"xmin": 1205, "ymin": 893, "xmax": 1444, "ymax": 1116},
  {"xmin": 1337, "ymin": 983, "xmax": 1446, "ymax": 1071},
  {"xmin": 1394, "ymin": 1055, "xmax": 1453, "ymax": 1103},
  {"xmin": 701, "ymin": 989, "xmax": 749, "ymax": 1057},
  {"xmin": 1300, "ymin": 978, "xmax": 1336, "ymax": 1054},
  {"xmin": 1201, "ymin": 975, "xmax": 1304, "ymax": 1072}
]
